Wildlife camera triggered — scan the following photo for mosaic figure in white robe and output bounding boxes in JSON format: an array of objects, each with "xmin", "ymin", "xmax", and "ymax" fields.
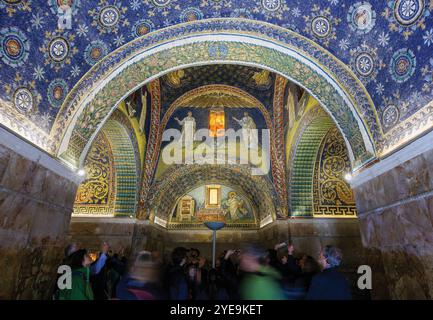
[
  {"xmin": 233, "ymin": 112, "xmax": 258, "ymax": 149},
  {"xmin": 174, "ymin": 111, "xmax": 196, "ymax": 148}
]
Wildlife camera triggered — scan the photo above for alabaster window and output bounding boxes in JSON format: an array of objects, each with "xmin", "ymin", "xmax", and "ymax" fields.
[
  {"xmin": 205, "ymin": 185, "xmax": 221, "ymax": 209},
  {"xmin": 209, "ymin": 109, "xmax": 225, "ymax": 137}
]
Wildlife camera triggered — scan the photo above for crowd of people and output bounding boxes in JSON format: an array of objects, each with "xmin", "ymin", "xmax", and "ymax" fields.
[{"xmin": 53, "ymin": 241, "xmax": 352, "ymax": 300}]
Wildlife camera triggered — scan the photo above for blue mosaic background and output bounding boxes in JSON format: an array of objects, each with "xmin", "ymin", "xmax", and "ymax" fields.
[{"xmin": 0, "ymin": 0, "xmax": 432, "ymax": 134}]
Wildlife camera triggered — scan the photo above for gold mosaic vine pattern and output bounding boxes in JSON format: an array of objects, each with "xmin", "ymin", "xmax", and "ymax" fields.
[
  {"xmin": 313, "ymin": 127, "xmax": 357, "ymax": 217},
  {"xmin": 73, "ymin": 132, "xmax": 115, "ymax": 214}
]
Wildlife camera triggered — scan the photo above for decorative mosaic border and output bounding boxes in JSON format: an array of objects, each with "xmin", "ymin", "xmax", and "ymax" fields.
[
  {"xmin": 138, "ymin": 80, "xmax": 161, "ymax": 218},
  {"xmin": 103, "ymin": 117, "xmax": 139, "ymax": 217},
  {"xmin": 272, "ymin": 75, "xmax": 288, "ymax": 214},
  {"xmin": 290, "ymin": 116, "xmax": 334, "ymax": 216}
]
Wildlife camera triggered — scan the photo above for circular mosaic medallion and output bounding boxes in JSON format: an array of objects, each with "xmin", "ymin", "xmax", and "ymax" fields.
[
  {"xmin": 261, "ymin": 0, "xmax": 281, "ymax": 12},
  {"xmin": 180, "ymin": 8, "xmax": 203, "ymax": 22},
  {"xmin": 348, "ymin": 2, "xmax": 376, "ymax": 34},
  {"xmin": 99, "ymin": 5, "xmax": 120, "ymax": 28},
  {"xmin": 394, "ymin": 0, "xmax": 425, "ymax": 26},
  {"xmin": 382, "ymin": 104, "xmax": 400, "ymax": 128},
  {"xmin": 151, "ymin": 0, "xmax": 171, "ymax": 7},
  {"xmin": 48, "ymin": 79, "xmax": 68, "ymax": 108},
  {"xmin": 323, "ymin": 156, "xmax": 346, "ymax": 175},
  {"xmin": 132, "ymin": 19, "xmax": 154, "ymax": 37},
  {"xmin": 355, "ymin": 52, "xmax": 375, "ymax": 77},
  {"xmin": 84, "ymin": 40, "xmax": 108, "ymax": 66},
  {"xmin": 0, "ymin": 27, "xmax": 29, "ymax": 67},
  {"xmin": 389, "ymin": 48, "xmax": 416, "ymax": 83},
  {"xmin": 311, "ymin": 16, "xmax": 331, "ymax": 38},
  {"xmin": 49, "ymin": 37, "xmax": 69, "ymax": 62},
  {"xmin": 13, "ymin": 87, "xmax": 33, "ymax": 114}
]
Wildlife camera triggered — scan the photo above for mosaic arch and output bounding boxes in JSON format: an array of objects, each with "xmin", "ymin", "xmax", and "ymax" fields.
[
  {"xmin": 73, "ymin": 116, "xmax": 139, "ymax": 217},
  {"xmin": 290, "ymin": 116, "xmax": 335, "ymax": 217},
  {"xmin": 140, "ymin": 83, "xmax": 289, "ymax": 214},
  {"xmin": 288, "ymin": 99, "xmax": 357, "ymax": 217},
  {"xmin": 73, "ymin": 130, "xmax": 116, "ymax": 215},
  {"xmin": 313, "ymin": 127, "xmax": 357, "ymax": 218},
  {"xmin": 52, "ymin": 20, "xmax": 378, "ymax": 171},
  {"xmin": 147, "ymin": 163, "xmax": 278, "ymax": 222},
  {"xmin": 146, "ymin": 84, "xmax": 273, "ymax": 189}
]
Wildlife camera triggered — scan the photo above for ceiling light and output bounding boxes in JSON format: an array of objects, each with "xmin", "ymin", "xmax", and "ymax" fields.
[{"xmin": 344, "ymin": 173, "xmax": 352, "ymax": 182}]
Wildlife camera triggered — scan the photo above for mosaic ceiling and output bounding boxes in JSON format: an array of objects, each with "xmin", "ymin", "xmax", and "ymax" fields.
[
  {"xmin": 160, "ymin": 65, "xmax": 276, "ymax": 114},
  {"xmin": 0, "ymin": 0, "xmax": 432, "ymax": 165}
]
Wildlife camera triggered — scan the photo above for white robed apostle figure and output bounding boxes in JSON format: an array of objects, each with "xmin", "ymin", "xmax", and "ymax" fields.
[
  {"xmin": 174, "ymin": 111, "xmax": 196, "ymax": 148},
  {"xmin": 233, "ymin": 112, "xmax": 258, "ymax": 149}
]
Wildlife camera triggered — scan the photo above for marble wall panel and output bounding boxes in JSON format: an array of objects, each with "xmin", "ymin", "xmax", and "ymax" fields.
[
  {"xmin": 355, "ymin": 148, "xmax": 433, "ymax": 300},
  {"xmin": 0, "ymin": 143, "xmax": 78, "ymax": 299}
]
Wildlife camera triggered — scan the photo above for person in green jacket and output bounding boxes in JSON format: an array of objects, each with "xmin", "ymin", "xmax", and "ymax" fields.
[
  {"xmin": 59, "ymin": 249, "xmax": 94, "ymax": 300},
  {"xmin": 239, "ymin": 244, "xmax": 285, "ymax": 300}
]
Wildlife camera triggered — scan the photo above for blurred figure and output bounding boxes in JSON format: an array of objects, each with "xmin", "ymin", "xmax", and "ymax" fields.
[
  {"xmin": 205, "ymin": 268, "xmax": 230, "ymax": 300},
  {"xmin": 116, "ymin": 251, "xmax": 165, "ymax": 300},
  {"xmin": 239, "ymin": 244, "xmax": 285, "ymax": 300},
  {"xmin": 284, "ymin": 254, "xmax": 320, "ymax": 300},
  {"xmin": 52, "ymin": 242, "xmax": 80, "ymax": 299},
  {"xmin": 220, "ymin": 250, "xmax": 241, "ymax": 300},
  {"xmin": 189, "ymin": 248, "xmax": 200, "ymax": 263},
  {"xmin": 266, "ymin": 249, "xmax": 281, "ymax": 271},
  {"xmin": 295, "ymin": 254, "xmax": 320, "ymax": 289},
  {"xmin": 189, "ymin": 256, "xmax": 208, "ymax": 300},
  {"xmin": 151, "ymin": 251, "xmax": 163, "ymax": 267},
  {"xmin": 275, "ymin": 242, "xmax": 302, "ymax": 279},
  {"xmin": 64, "ymin": 243, "xmax": 79, "ymax": 263},
  {"xmin": 165, "ymin": 247, "xmax": 189, "ymax": 300},
  {"xmin": 306, "ymin": 245, "xmax": 352, "ymax": 300},
  {"xmin": 58, "ymin": 249, "xmax": 94, "ymax": 300},
  {"xmin": 104, "ymin": 247, "xmax": 128, "ymax": 299},
  {"xmin": 90, "ymin": 241, "xmax": 111, "ymax": 300}
]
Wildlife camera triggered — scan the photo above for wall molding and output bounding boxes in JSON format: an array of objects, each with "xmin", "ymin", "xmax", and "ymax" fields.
[
  {"xmin": 350, "ymin": 129, "xmax": 433, "ymax": 188},
  {"xmin": 357, "ymin": 188, "xmax": 433, "ymax": 218},
  {"xmin": 0, "ymin": 125, "xmax": 83, "ymax": 185}
]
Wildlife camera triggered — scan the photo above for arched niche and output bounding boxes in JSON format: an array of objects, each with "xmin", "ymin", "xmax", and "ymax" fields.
[
  {"xmin": 168, "ymin": 183, "xmax": 258, "ymax": 230},
  {"xmin": 73, "ymin": 112, "xmax": 139, "ymax": 217},
  {"xmin": 289, "ymin": 106, "xmax": 356, "ymax": 217},
  {"xmin": 148, "ymin": 163, "xmax": 278, "ymax": 224}
]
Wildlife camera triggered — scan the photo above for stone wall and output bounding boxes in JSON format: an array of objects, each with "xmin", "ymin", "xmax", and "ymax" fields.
[
  {"xmin": 67, "ymin": 217, "xmax": 136, "ymax": 255},
  {"xmin": 353, "ymin": 145, "xmax": 433, "ymax": 299},
  {"xmin": 0, "ymin": 131, "xmax": 80, "ymax": 299}
]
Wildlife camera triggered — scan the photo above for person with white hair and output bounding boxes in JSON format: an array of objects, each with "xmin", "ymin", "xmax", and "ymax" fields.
[{"xmin": 306, "ymin": 245, "xmax": 352, "ymax": 300}]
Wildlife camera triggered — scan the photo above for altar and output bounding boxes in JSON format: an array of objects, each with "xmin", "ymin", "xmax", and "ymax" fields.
[{"xmin": 196, "ymin": 208, "xmax": 226, "ymax": 222}]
